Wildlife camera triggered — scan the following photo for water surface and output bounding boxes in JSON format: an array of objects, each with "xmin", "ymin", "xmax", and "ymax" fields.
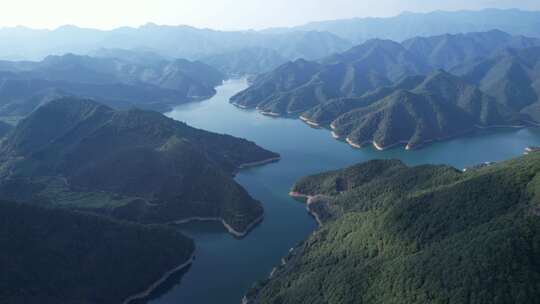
[{"xmin": 150, "ymin": 78, "xmax": 540, "ymax": 304}]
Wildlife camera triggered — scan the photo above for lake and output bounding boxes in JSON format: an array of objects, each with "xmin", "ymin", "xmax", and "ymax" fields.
[{"xmin": 148, "ymin": 78, "xmax": 540, "ymax": 304}]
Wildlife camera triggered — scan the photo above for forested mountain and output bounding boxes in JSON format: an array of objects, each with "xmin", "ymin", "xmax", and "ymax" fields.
[
  {"xmin": 0, "ymin": 98, "xmax": 279, "ymax": 235},
  {"xmin": 402, "ymin": 30, "xmax": 540, "ymax": 69},
  {"xmin": 231, "ymin": 31, "xmax": 540, "ymax": 149},
  {"xmin": 0, "ymin": 24, "xmax": 351, "ymax": 62},
  {"xmin": 0, "ymin": 53, "xmax": 225, "ymax": 123},
  {"xmin": 453, "ymin": 47, "xmax": 540, "ymax": 121},
  {"xmin": 276, "ymin": 9, "xmax": 540, "ymax": 43},
  {"xmin": 230, "ymin": 39, "xmax": 427, "ymax": 115},
  {"xmin": 303, "ymin": 70, "xmax": 520, "ymax": 150},
  {"xmin": 0, "ymin": 200, "xmax": 194, "ymax": 304},
  {"xmin": 200, "ymin": 47, "xmax": 288, "ymax": 76},
  {"xmin": 246, "ymin": 153, "xmax": 540, "ymax": 303}
]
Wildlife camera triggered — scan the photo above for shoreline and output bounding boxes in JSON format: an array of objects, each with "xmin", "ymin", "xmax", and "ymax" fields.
[
  {"xmin": 123, "ymin": 253, "xmax": 195, "ymax": 304},
  {"xmin": 341, "ymin": 123, "xmax": 540, "ymax": 152},
  {"xmin": 289, "ymin": 191, "xmax": 324, "ymax": 226},
  {"xmin": 238, "ymin": 156, "xmax": 281, "ymax": 169},
  {"xmin": 345, "ymin": 137, "xmax": 362, "ymax": 149},
  {"xmin": 373, "ymin": 140, "xmax": 409, "ymax": 151},
  {"xmin": 231, "ymin": 102, "xmax": 250, "ymax": 109},
  {"xmin": 260, "ymin": 111, "xmax": 281, "ymax": 117},
  {"xmin": 174, "ymin": 214, "xmax": 264, "ymax": 238},
  {"xmin": 299, "ymin": 116, "xmax": 320, "ymax": 128}
]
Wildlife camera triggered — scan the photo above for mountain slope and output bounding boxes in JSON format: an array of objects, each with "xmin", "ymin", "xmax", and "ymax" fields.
[
  {"xmin": 231, "ymin": 39, "xmax": 428, "ymax": 115},
  {"xmin": 232, "ymin": 31, "xmax": 538, "ymax": 118},
  {"xmin": 0, "ymin": 200, "xmax": 194, "ymax": 304},
  {"xmin": 321, "ymin": 71, "xmax": 512, "ymax": 150},
  {"xmin": 402, "ymin": 30, "xmax": 540, "ymax": 70},
  {"xmin": 246, "ymin": 153, "xmax": 540, "ymax": 303},
  {"xmin": 453, "ymin": 47, "xmax": 540, "ymax": 121},
  {"xmin": 0, "ymin": 98, "xmax": 279, "ymax": 235}
]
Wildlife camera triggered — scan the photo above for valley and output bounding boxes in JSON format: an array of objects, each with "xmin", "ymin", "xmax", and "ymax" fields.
[
  {"xmin": 143, "ymin": 79, "xmax": 540, "ymax": 303},
  {"xmin": 2, "ymin": 6, "xmax": 540, "ymax": 304}
]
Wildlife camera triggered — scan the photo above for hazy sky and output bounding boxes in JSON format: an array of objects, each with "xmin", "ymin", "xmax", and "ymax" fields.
[{"xmin": 2, "ymin": 0, "xmax": 540, "ymax": 30}]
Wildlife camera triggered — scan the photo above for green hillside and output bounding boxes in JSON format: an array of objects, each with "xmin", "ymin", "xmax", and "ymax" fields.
[
  {"xmin": 305, "ymin": 70, "xmax": 511, "ymax": 150},
  {"xmin": 453, "ymin": 47, "xmax": 540, "ymax": 122},
  {"xmin": 0, "ymin": 200, "xmax": 194, "ymax": 304},
  {"xmin": 246, "ymin": 152, "xmax": 540, "ymax": 303},
  {"xmin": 0, "ymin": 97, "xmax": 279, "ymax": 235}
]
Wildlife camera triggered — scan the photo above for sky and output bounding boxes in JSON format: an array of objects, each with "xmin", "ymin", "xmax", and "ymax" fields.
[{"xmin": 1, "ymin": 0, "xmax": 540, "ymax": 31}]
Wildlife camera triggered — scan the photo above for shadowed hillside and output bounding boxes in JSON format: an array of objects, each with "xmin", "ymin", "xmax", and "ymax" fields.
[
  {"xmin": 0, "ymin": 200, "xmax": 194, "ymax": 304},
  {"xmin": 0, "ymin": 97, "xmax": 279, "ymax": 235}
]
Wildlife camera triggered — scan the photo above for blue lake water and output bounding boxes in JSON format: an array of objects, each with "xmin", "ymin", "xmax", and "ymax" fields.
[{"xmin": 149, "ymin": 78, "xmax": 540, "ymax": 304}]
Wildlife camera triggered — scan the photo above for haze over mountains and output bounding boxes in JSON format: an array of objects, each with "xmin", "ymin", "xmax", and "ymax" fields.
[
  {"xmin": 273, "ymin": 8, "xmax": 540, "ymax": 43},
  {"xmin": 2, "ymin": 9, "xmax": 540, "ymax": 64},
  {"xmin": 0, "ymin": 24, "xmax": 351, "ymax": 62},
  {"xmin": 232, "ymin": 30, "xmax": 540, "ymax": 149},
  {"xmin": 0, "ymin": 53, "xmax": 224, "ymax": 123}
]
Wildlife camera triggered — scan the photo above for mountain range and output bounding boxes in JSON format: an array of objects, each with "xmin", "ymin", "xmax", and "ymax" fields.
[
  {"xmin": 0, "ymin": 24, "xmax": 351, "ymax": 62},
  {"xmin": 246, "ymin": 153, "xmax": 540, "ymax": 303},
  {"xmin": 0, "ymin": 53, "xmax": 225, "ymax": 123},
  {"xmin": 2, "ymin": 9, "xmax": 540, "ymax": 70},
  {"xmin": 231, "ymin": 30, "xmax": 540, "ymax": 149},
  {"xmin": 272, "ymin": 8, "xmax": 540, "ymax": 44}
]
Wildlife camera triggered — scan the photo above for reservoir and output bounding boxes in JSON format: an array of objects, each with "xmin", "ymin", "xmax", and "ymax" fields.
[{"xmin": 149, "ymin": 78, "xmax": 540, "ymax": 304}]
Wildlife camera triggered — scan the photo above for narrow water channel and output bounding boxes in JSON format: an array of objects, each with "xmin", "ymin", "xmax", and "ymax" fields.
[{"xmin": 147, "ymin": 78, "xmax": 540, "ymax": 304}]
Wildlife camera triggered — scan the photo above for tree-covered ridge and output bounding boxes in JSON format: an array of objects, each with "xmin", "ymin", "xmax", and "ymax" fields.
[
  {"xmin": 247, "ymin": 153, "xmax": 540, "ymax": 303},
  {"xmin": 0, "ymin": 200, "xmax": 194, "ymax": 304},
  {"xmin": 230, "ymin": 30, "xmax": 540, "ymax": 150},
  {"xmin": 453, "ymin": 46, "xmax": 540, "ymax": 121},
  {"xmin": 0, "ymin": 98, "xmax": 279, "ymax": 234},
  {"xmin": 307, "ymin": 70, "xmax": 513, "ymax": 150},
  {"xmin": 0, "ymin": 53, "xmax": 225, "ymax": 123}
]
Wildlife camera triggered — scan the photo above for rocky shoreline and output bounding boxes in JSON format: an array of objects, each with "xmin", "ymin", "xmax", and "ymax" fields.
[
  {"xmin": 238, "ymin": 157, "xmax": 281, "ymax": 169},
  {"xmin": 123, "ymin": 253, "xmax": 195, "ymax": 304},
  {"xmin": 289, "ymin": 191, "xmax": 326, "ymax": 226},
  {"xmin": 174, "ymin": 214, "xmax": 264, "ymax": 238},
  {"xmin": 243, "ymin": 191, "xmax": 329, "ymax": 304},
  {"xmin": 299, "ymin": 115, "xmax": 321, "ymax": 128}
]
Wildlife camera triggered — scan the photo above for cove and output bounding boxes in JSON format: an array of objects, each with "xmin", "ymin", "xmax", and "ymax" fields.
[{"xmin": 148, "ymin": 78, "xmax": 540, "ymax": 304}]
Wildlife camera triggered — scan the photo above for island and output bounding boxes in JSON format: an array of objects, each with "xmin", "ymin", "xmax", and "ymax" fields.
[{"xmin": 245, "ymin": 153, "xmax": 540, "ymax": 303}]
